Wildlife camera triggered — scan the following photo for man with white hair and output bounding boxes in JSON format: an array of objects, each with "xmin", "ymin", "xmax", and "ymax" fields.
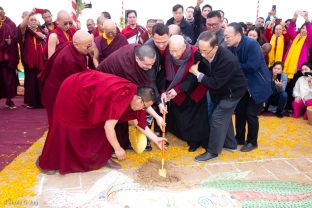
[
  {"xmin": 40, "ymin": 30, "xmax": 95, "ymax": 126},
  {"xmin": 160, "ymin": 35, "xmax": 210, "ymax": 152}
]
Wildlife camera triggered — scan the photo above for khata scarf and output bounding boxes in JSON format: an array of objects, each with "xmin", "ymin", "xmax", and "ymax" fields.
[
  {"xmin": 166, "ymin": 43, "xmax": 192, "ymax": 90},
  {"xmin": 284, "ymin": 34, "xmax": 307, "ymax": 79},
  {"xmin": 268, "ymin": 34, "xmax": 284, "ymax": 68}
]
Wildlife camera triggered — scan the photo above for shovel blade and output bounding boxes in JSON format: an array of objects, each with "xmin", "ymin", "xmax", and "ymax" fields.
[{"xmin": 158, "ymin": 168, "xmax": 167, "ymax": 177}]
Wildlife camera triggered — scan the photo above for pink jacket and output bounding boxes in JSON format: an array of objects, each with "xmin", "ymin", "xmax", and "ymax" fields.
[{"xmin": 283, "ymin": 21, "xmax": 312, "ymax": 70}]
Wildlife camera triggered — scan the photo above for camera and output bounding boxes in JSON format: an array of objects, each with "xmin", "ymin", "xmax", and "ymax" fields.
[
  {"xmin": 303, "ymin": 72, "xmax": 312, "ymax": 76},
  {"xmin": 275, "ymin": 74, "xmax": 282, "ymax": 81}
]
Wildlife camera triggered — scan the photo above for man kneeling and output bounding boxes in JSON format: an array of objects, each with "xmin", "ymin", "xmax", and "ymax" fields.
[{"xmin": 38, "ymin": 70, "xmax": 165, "ymax": 174}]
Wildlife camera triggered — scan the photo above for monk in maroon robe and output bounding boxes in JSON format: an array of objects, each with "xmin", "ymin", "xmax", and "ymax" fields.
[
  {"xmin": 40, "ymin": 30, "xmax": 93, "ymax": 126},
  {"xmin": 97, "ymin": 44, "xmax": 165, "ymax": 149},
  {"xmin": 160, "ymin": 35, "xmax": 209, "ymax": 151},
  {"xmin": 38, "ymin": 70, "xmax": 164, "ymax": 174},
  {"xmin": 0, "ymin": 7, "xmax": 19, "ymax": 109},
  {"xmin": 44, "ymin": 10, "xmax": 76, "ymax": 59},
  {"xmin": 0, "ymin": 7, "xmax": 19, "ymax": 108},
  {"xmin": 93, "ymin": 15, "xmax": 120, "ymax": 38},
  {"xmin": 18, "ymin": 9, "xmax": 46, "ymax": 108},
  {"xmin": 41, "ymin": 9, "xmax": 57, "ymax": 33},
  {"xmin": 94, "ymin": 19, "xmax": 128, "ymax": 63},
  {"xmin": 121, "ymin": 10, "xmax": 149, "ymax": 44}
]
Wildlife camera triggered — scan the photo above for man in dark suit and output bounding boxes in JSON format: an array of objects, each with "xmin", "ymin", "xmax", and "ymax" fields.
[{"xmin": 189, "ymin": 31, "xmax": 247, "ymax": 162}]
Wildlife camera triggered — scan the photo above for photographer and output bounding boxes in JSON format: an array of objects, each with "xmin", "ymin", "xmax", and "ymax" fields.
[
  {"xmin": 292, "ymin": 62, "xmax": 312, "ymax": 120},
  {"xmin": 265, "ymin": 61, "xmax": 288, "ymax": 118}
]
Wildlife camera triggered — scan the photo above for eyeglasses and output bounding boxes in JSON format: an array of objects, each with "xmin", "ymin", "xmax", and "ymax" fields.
[
  {"xmin": 199, "ymin": 46, "xmax": 216, "ymax": 56},
  {"xmin": 206, "ymin": 23, "xmax": 219, "ymax": 28},
  {"xmin": 62, "ymin": 21, "xmax": 73, "ymax": 26},
  {"xmin": 105, "ymin": 31, "xmax": 116, "ymax": 36},
  {"xmin": 224, "ymin": 35, "xmax": 236, "ymax": 40},
  {"xmin": 140, "ymin": 97, "xmax": 148, "ymax": 110}
]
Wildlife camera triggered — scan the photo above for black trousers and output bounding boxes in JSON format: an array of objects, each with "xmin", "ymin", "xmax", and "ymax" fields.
[
  {"xmin": 235, "ymin": 92, "xmax": 262, "ymax": 146},
  {"xmin": 206, "ymin": 96, "xmax": 241, "ymax": 155}
]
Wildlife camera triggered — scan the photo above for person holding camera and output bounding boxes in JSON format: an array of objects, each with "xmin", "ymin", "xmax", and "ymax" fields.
[
  {"xmin": 292, "ymin": 62, "xmax": 312, "ymax": 120},
  {"xmin": 265, "ymin": 61, "xmax": 288, "ymax": 118}
]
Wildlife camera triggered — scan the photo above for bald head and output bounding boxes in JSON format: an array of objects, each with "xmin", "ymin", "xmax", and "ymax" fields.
[
  {"xmin": 73, "ymin": 30, "xmax": 93, "ymax": 55},
  {"xmin": 135, "ymin": 45, "xmax": 156, "ymax": 70},
  {"xmin": 56, "ymin": 10, "xmax": 71, "ymax": 31},
  {"xmin": 21, "ymin": 11, "xmax": 30, "ymax": 19},
  {"xmin": 261, "ymin": 43, "xmax": 272, "ymax": 55},
  {"xmin": 103, "ymin": 19, "xmax": 117, "ymax": 38},
  {"xmin": 168, "ymin": 24, "xmax": 181, "ymax": 36},
  {"xmin": 73, "ymin": 30, "xmax": 92, "ymax": 43},
  {"xmin": 169, "ymin": 35, "xmax": 186, "ymax": 60},
  {"xmin": 57, "ymin": 10, "xmax": 70, "ymax": 21},
  {"xmin": 103, "ymin": 19, "xmax": 115, "ymax": 30},
  {"xmin": 169, "ymin": 35, "xmax": 185, "ymax": 47},
  {"xmin": 96, "ymin": 15, "xmax": 105, "ymax": 32},
  {"xmin": 0, "ymin": 7, "xmax": 5, "ymax": 20}
]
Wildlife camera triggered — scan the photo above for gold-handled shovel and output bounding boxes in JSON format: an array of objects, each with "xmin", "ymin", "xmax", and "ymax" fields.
[{"xmin": 158, "ymin": 107, "xmax": 167, "ymax": 178}]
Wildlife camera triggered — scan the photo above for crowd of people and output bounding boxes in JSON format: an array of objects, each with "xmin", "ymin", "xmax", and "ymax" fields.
[{"xmin": 0, "ymin": 0, "xmax": 311, "ymax": 174}]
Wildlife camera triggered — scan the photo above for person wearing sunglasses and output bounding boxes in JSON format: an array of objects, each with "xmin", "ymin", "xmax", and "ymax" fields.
[
  {"xmin": 40, "ymin": 30, "xmax": 95, "ymax": 126},
  {"xmin": 45, "ymin": 10, "xmax": 76, "ymax": 59}
]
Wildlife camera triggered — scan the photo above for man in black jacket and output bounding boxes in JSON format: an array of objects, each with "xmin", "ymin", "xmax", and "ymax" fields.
[
  {"xmin": 189, "ymin": 31, "xmax": 247, "ymax": 162},
  {"xmin": 166, "ymin": 4, "xmax": 194, "ymax": 43}
]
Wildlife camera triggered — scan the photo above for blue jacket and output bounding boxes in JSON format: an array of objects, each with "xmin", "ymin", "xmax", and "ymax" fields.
[{"xmin": 228, "ymin": 36, "xmax": 272, "ymax": 104}]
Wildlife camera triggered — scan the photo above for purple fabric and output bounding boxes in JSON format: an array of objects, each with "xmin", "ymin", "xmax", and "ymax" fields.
[{"xmin": 0, "ymin": 97, "xmax": 48, "ymax": 170}]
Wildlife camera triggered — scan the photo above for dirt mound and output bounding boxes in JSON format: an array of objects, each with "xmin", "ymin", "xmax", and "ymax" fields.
[{"xmin": 134, "ymin": 159, "xmax": 189, "ymax": 188}]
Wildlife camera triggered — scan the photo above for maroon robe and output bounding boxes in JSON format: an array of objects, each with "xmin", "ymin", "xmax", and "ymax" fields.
[
  {"xmin": 41, "ymin": 42, "xmax": 87, "ymax": 126},
  {"xmin": 42, "ymin": 21, "xmax": 57, "ymax": 33},
  {"xmin": 0, "ymin": 17, "xmax": 19, "ymax": 100},
  {"xmin": 97, "ymin": 43, "xmax": 151, "ymax": 149},
  {"xmin": 39, "ymin": 70, "xmax": 147, "ymax": 174},
  {"xmin": 94, "ymin": 32, "xmax": 128, "ymax": 63},
  {"xmin": 18, "ymin": 26, "xmax": 45, "ymax": 70},
  {"xmin": 92, "ymin": 27, "xmax": 101, "ymax": 38},
  {"xmin": 97, "ymin": 44, "xmax": 150, "ymax": 86},
  {"xmin": 162, "ymin": 45, "xmax": 209, "ymax": 147},
  {"xmin": 121, "ymin": 24, "xmax": 149, "ymax": 44},
  {"xmin": 42, "ymin": 26, "xmax": 76, "ymax": 60},
  {"xmin": 163, "ymin": 45, "xmax": 207, "ymax": 106},
  {"xmin": 18, "ymin": 26, "xmax": 45, "ymax": 107}
]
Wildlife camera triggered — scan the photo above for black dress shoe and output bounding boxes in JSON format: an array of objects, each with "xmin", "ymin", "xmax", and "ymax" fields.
[
  {"xmin": 275, "ymin": 111, "xmax": 284, "ymax": 118},
  {"xmin": 223, "ymin": 145, "xmax": 237, "ymax": 152},
  {"xmin": 195, "ymin": 152, "xmax": 218, "ymax": 162},
  {"xmin": 240, "ymin": 143, "xmax": 258, "ymax": 152},
  {"xmin": 188, "ymin": 144, "xmax": 200, "ymax": 152}
]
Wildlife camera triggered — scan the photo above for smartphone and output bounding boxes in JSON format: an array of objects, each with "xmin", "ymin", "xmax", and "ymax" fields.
[
  {"xmin": 272, "ymin": 5, "xmax": 276, "ymax": 11},
  {"xmin": 275, "ymin": 18, "xmax": 282, "ymax": 24},
  {"xmin": 304, "ymin": 72, "xmax": 312, "ymax": 76},
  {"xmin": 275, "ymin": 74, "xmax": 282, "ymax": 81},
  {"xmin": 34, "ymin": 8, "xmax": 45, "ymax": 14}
]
